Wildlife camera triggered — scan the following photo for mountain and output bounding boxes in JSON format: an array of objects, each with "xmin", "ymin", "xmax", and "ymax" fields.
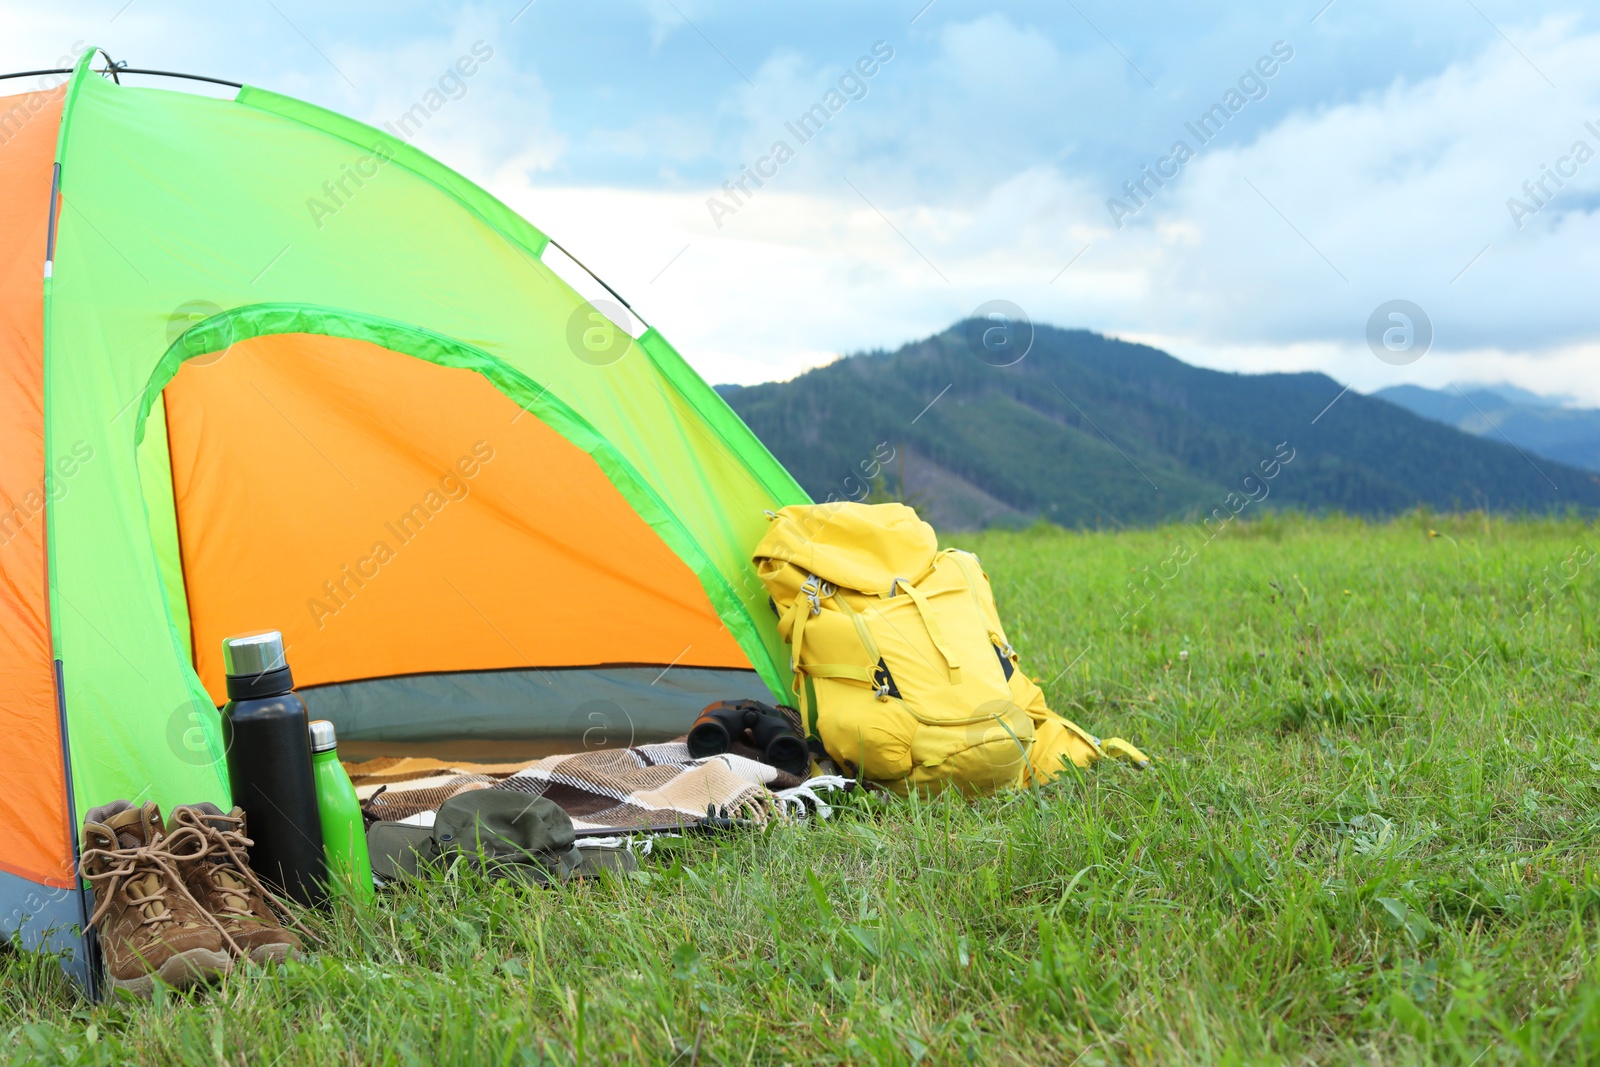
[
  {"xmin": 1374, "ymin": 384, "xmax": 1600, "ymax": 473},
  {"xmin": 720, "ymin": 322, "xmax": 1600, "ymax": 529}
]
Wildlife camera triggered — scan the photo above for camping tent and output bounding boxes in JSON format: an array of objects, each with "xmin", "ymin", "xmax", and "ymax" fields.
[{"xmin": 0, "ymin": 53, "xmax": 806, "ymax": 982}]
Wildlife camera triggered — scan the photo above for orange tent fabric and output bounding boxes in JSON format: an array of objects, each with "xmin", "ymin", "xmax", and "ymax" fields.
[
  {"xmin": 0, "ymin": 85, "xmax": 72, "ymax": 888},
  {"xmin": 162, "ymin": 332, "xmax": 749, "ymax": 703}
]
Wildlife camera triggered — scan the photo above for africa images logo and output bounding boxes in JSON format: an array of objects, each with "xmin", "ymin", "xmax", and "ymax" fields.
[{"xmin": 1365, "ymin": 300, "xmax": 1433, "ymax": 366}]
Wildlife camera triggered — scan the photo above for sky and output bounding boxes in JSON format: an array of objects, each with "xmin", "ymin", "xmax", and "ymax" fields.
[{"xmin": 3, "ymin": 1, "xmax": 1599, "ymax": 398}]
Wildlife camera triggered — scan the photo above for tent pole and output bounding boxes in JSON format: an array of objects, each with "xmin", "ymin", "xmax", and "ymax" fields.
[
  {"xmin": 545, "ymin": 238, "xmax": 655, "ymax": 331},
  {"xmin": 0, "ymin": 67, "xmax": 243, "ymax": 89},
  {"xmin": 53, "ymin": 659, "xmax": 97, "ymax": 993}
]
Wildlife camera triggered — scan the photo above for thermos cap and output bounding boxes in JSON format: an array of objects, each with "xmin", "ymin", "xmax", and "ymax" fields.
[
  {"xmin": 222, "ymin": 630, "xmax": 287, "ymax": 677},
  {"xmin": 308, "ymin": 719, "xmax": 338, "ymax": 753}
]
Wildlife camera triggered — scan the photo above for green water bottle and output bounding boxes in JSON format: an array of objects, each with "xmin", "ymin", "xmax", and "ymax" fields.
[{"xmin": 308, "ymin": 720, "xmax": 374, "ymax": 903}]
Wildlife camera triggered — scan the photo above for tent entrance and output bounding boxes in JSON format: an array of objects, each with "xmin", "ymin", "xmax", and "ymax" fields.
[{"xmin": 138, "ymin": 325, "xmax": 767, "ymax": 757}]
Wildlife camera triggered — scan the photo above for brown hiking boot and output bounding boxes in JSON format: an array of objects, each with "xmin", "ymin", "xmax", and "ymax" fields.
[
  {"xmin": 168, "ymin": 803, "xmax": 304, "ymax": 966},
  {"xmin": 80, "ymin": 800, "xmax": 233, "ymax": 998}
]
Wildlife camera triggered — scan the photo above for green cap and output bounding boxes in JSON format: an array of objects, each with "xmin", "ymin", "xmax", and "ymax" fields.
[
  {"xmin": 436, "ymin": 789, "xmax": 576, "ymax": 858},
  {"xmin": 368, "ymin": 790, "xmax": 634, "ymax": 885},
  {"xmin": 366, "ymin": 821, "xmax": 437, "ymax": 882}
]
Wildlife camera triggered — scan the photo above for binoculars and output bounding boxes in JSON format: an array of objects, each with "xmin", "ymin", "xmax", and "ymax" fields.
[{"xmin": 687, "ymin": 700, "xmax": 810, "ymax": 777}]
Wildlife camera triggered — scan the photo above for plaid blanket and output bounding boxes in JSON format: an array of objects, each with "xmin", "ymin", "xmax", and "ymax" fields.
[{"xmin": 348, "ymin": 740, "xmax": 829, "ymax": 834}]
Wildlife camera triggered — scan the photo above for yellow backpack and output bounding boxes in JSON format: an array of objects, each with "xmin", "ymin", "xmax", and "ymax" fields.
[{"xmin": 752, "ymin": 502, "xmax": 1147, "ymax": 795}]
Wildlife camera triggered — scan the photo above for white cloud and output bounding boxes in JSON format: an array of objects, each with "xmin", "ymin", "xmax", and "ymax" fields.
[
  {"xmin": 307, "ymin": 7, "xmax": 565, "ymax": 185},
  {"xmin": 1090, "ymin": 18, "xmax": 1600, "ymax": 342},
  {"xmin": 636, "ymin": 0, "xmax": 685, "ymax": 52},
  {"xmin": 559, "ymin": 16, "xmax": 1600, "ymax": 392}
]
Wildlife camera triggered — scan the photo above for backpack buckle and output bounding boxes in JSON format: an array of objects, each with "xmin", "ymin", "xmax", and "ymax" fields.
[
  {"xmin": 871, "ymin": 659, "xmax": 899, "ymax": 701},
  {"xmin": 801, "ymin": 574, "xmax": 834, "ymax": 616}
]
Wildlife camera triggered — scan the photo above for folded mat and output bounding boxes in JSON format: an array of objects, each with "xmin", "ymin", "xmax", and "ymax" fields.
[{"xmin": 350, "ymin": 740, "xmax": 814, "ymax": 832}]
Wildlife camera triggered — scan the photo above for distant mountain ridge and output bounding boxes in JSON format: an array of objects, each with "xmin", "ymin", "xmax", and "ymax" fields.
[
  {"xmin": 1374, "ymin": 384, "xmax": 1600, "ymax": 473},
  {"xmin": 720, "ymin": 322, "xmax": 1600, "ymax": 529}
]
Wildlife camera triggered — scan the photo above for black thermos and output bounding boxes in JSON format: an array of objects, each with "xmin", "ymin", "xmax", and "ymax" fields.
[{"xmin": 220, "ymin": 630, "xmax": 328, "ymax": 906}]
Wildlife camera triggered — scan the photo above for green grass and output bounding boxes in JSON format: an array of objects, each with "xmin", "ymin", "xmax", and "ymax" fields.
[{"xmin": 6, "ymin": 511, "xmax": 1600, "ymax": 1064}]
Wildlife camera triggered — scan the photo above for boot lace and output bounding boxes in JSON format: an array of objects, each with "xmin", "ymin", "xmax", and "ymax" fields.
[
  {"xmin": 82, "ymin": 830, "xmax": 242, "ymax": 953},
  {"xmin": 167, "ymin": 808, "xmax": 315, "ymax": 942}
]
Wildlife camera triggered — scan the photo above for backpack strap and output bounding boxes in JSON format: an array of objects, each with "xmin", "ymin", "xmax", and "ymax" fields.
[
  {"xmin": 780, "ymin": 589, "xmax": 816, "ymax": 734},
  {"xmin": 1099, "ymin": 737, "xmax": 1151, "ymax": 768},
  {"xmin": 946, "ymin": 551, "xmax": 995, "ymax": 618},
  {"xmin": 830, "ymin": 596, "xmax": 896, "ymax": 699},
  {"xmin": 782, "ymin": 574, "xmax": 885, "ymax": 736},
  {"xmin": 889, "ymin": 577, "xmax": 962, "ymax": 685},
  {"xmin": 947, "ymin": 553, "xmax": 1019, "ymax": 678}
]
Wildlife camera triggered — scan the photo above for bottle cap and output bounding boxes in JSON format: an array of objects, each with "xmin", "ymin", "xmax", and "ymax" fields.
[
  {"xmin": 222, "ymin": 630, "xmax": 287, "ymax": 677},
  {"xmin": 308, "ymin": 719, "xmax": 337, "ymax": 753}
]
